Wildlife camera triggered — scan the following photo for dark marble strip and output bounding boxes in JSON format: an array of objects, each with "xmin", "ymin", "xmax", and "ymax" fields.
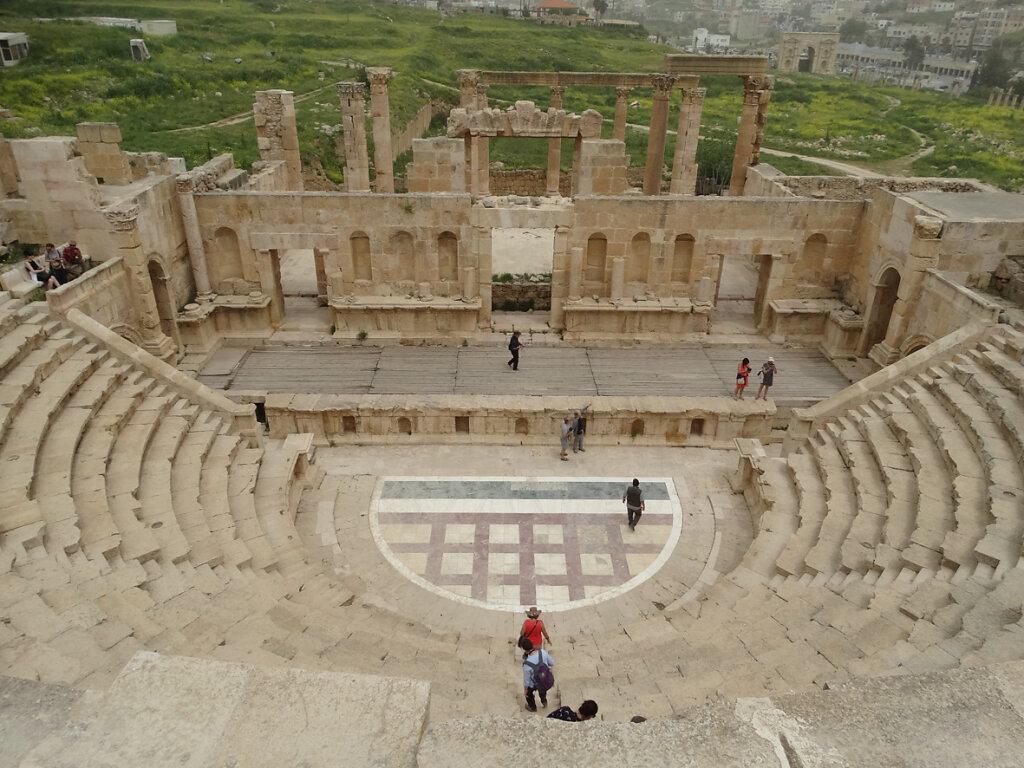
[
  {"xmin": 381, "ymin": 479, "xmax": 671, "ymax": 501},
  {"xmin": 379, "ymin": 512, "xmax": 674, "ymax": 526},
  {"xmin": 387, "ymin": 541, "xmax": 666, "ymax": 556}
]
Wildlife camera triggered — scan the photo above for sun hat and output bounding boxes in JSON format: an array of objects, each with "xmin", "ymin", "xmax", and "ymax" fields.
[
  {"xmin": 768, "ymin": 356, "xmax": 774, "ymax": 362},
  {"xmin": 526, "ymin": 606, "xmax": 541, "ymax": 618}
]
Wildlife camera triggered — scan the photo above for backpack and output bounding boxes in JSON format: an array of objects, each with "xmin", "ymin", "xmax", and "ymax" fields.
[
  {"xmin": 525, "ymin": 651, "xmax": 554, "ymax": 692},
  {"xmin": 626, "ymin": 485, "xmax": 642, "ymax": 508}
]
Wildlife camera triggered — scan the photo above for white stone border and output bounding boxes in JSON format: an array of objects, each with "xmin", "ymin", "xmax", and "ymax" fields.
[{"xmin": 369, "ymin": 475, "xmax": 684, "ymax": 614}]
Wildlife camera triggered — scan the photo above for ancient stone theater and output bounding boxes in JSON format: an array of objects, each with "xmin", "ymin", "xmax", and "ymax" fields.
[{"xmin": 1, "ymin": 55, "xmax": 1024, "ymax": 766}]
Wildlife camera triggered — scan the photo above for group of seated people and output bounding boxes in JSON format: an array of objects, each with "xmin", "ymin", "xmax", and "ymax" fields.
[{"xmin": 25, "ymin": 241, "xmax": 86, "ymax": 291}]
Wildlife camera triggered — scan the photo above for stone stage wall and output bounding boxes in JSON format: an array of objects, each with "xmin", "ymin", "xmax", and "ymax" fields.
[{"xmin": 260, "ymin": 394, "xmax": 776, "ymax": 449}]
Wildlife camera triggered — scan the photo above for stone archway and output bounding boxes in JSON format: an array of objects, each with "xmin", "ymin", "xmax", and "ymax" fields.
[
  {"xmin": 861, "ymin": 266, "xmax": 901, "ymax": 356},
  {"xmin": 147, "ymin": 258, "xmax": 181, "ymax": 349}
]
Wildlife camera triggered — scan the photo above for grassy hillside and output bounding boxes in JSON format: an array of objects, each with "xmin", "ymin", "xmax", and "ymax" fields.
[{"xmin": 0, "ymin": 0, "xmax": 1022, "ymax": 191}]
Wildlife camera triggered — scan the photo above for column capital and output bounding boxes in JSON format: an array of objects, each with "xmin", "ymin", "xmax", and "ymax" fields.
[
  {"xmin": 175, "ymin": 175, "xmax": 196, "ymax": 195},
  {"xmin": 335, "ymin": 81, "xmax": 365, "ymax": 100},
  {"xmin": 741, "ymin": 74, "xmax": 775, "ymax": 92},
  {"xmin": 105, "ymin": 205, "xmax": 140, "ymax": 232},
  {"xmin": 366, "ymin": 67, "xmax": 393, "ymax": 89},
  {"xmin": 615, "ymin": 85, "xmax": 633, "ymax": 99},
  {"xmin": 680, "ymin": 86, "xmax": 707, "ymax": 104},
  {"xmin": 457, "ymin": 69, "xmax": 481, "ymax": 89},
  {"xmin": 650, "ymin": 74, "xmax": 676, "ymax": 99},
  {"xmin": 550, "ymin": 86, "xmax": 567, "ymax": 97}
]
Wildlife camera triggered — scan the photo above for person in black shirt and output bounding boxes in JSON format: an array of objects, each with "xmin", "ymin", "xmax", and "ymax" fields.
[
  {"xmin": 548, "ymin": 700, "xmax": 598, "ymax": 721},
  {"xmin": 507, "ymin": 330, "xmax": 522, "ymax": 371}
]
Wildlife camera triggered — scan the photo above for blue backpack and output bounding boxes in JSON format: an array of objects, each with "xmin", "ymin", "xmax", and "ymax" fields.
[{"xmin": 526, "ymin": 651, "xmax": 554, "ymax": 692}]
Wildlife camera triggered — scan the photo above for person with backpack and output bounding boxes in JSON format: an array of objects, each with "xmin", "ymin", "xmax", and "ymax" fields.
[
  {"xmin": 519, "ymin": 637, "xmax": 554, "ymax": 712},
  {"xmin": 622, "ymin": 478, "xmax": 645, "ymax": 531},
  {"xmin": 519, "ymin": 606, "xmax": 551, "ymax": 650},
  {"xmin": 507, "ymin": 330, "xmax": 523, "ymax": 371}
]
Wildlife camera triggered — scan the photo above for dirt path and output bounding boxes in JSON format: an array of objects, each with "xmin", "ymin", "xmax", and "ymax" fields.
[
  {"xmin": 759, "ymin": 147, "xmax": 885, "ymax": 178},
  {"xmin": 165, "ymin": 84, "xmax": 335, "ymax": 133}
]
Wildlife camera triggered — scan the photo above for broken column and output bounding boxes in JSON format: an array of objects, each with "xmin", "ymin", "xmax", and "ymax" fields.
[
  {"xmin": 476, "ymin": 83, "xmax": 491, "ymax": 196},
  {"xmin": 643, "ymin": 74, "xmax": 675, "ymax": 196},
  {"xmin": 176, "ymin": 175, "xmax": 213, "ymax": 298},
  {"xmin": 729, "ymin": 75, "xmax": 773, "ymax": 197},
  {"xmin": 336, "ymin": 82, "xmax": 371, "ymax": 192},
  {"xmin": 669, "ymin": 86, "xmax": 705, "ymax": 196},
  {"xmin": 105, "ymin": 205, "xmax": 176, "ymax": 363},
  {"xmin": 367, "ymin": 67, "xmax": 395, "ymax": 194},
  {"xmin": 253, "ymin": 90, "xmax": 304, "ymax": 191},
  {"xmin": 613, "ymin": 86, "xmax": 631, "ymax": 142}
]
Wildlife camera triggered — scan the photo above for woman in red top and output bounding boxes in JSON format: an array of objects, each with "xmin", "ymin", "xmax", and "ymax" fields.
[
  {"xmin": 519, "ymin": 606, "xmax": 551, "ymax": 649},
  {"xmin": 733, "ymin": 357, "xmax": 752, "ymax": 400}
]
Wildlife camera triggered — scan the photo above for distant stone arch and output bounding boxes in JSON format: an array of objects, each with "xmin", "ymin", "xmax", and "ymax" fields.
[
  {"xmin": 795, "ymin": 233, "xmax": 828, "ymax": 283},
  {"xmin": 777, "ymin": 33, "xmax": 839, "ymax": 75}
]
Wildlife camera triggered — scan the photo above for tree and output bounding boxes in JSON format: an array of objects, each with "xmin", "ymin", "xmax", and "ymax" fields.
[
  {"xmin": 903, "ymin": 35, "xmax": 925, "ymax": 73},
  {"xmin": 839, "ymin": 18, "xmax": 869, "ymax": 44},
  {"xmin": 594, "ymin": 0, "xmax": 608, "ymax": 17},
  {"xmin": 977, "ymin": 46, "xmax": 1012, "ymax": 88}
]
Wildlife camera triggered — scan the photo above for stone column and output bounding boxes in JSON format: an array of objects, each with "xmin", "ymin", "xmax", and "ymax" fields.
[
  {"xmin": 175, "ymin": 176, "xmax": 212, "ymax": 298},
  {"xmin": 547, "ymin": 86, "xmax": 567, "ymax": 196},
  {"xmin": 457, "ymin": 70, "xmax": 480, "ymax": 191},
  {"xmin": 336, "ymin": 82, "xmax": 371, "ymax": 192},
  {"xmin": 256, "ymin": 249, "xmax": 283, "ymax": 326},
  {"xmin": 988, "ymin": 88, "xmax": 999, "ymax": 106},
  {"xmin": 105, "ymin": 206, "xmax": 176, "ymax": 363},
  {"xmin": 477, "ymin": 84, "xmax": 491, "ymax": 196},
  {"xmin": 253, "ymin": 90, "xmax": 303, "ymax": 191},
  {"xmin": 473, "ymin": 224, "xmax": 491, "ymax": 328},
  {"xmin": 729, "ymin": 75, "xmax": 774, "ymax": 197},
  {"xmin": 550, "ymin": 224, "xmax": 570, "ymax": 328},
  {"xmin": 313, "ymin": 247, "xmax": 329, "ymax": 306},
  {"xmin": 457, "ymin": 69, "xmax": 481, "ymax": 108},
  {"xmin": 610, "ymin": 257, "xmax": 625, "ymax": 300},
  {"xmin": 643, "ymin": 74, "xmax": 676, "ymax": 196},
  {"xmin": 669, "ymin": 86, "xmax": 706, "ymax": 196},
  {"xmin": 367, "ymin": 67, "xmax": 395, "ymax": 194},
  {"xmin": 613, "ymin": 86, "xmax": 631, "ymax": 141}
]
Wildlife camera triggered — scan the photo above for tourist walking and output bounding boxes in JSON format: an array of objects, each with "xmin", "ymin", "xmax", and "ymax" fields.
[
  {"xmin": 572, "ymin": 404, "xmax": 591, "ymax": 453},
  {"xmin": 520, "ymin": 637, "xmax": 554, "ymax": 712},
  {"xmin": 733, "ymin": 357, "xmax": 752, "ymax": 399},
  {"xmin": 756, "ymin": 357, "xmax": 777, "ymax": 400},
  {"xmin": 548, "ymin": 700, "xmax": 599, "ymax": 722},
  {"xmin": 519, "ymin": 606, "xmax": 551, "ymax": 650},
  {"xmin": 559, "ymin": 416, "xmax": 573, "ymax": 461},
  {"xmin": 507, "ymin": 330, "xmax": 522, "ymax": 371},
  {"xmin": 622, "ymin": 478, "xmax": 645, "ymax": 531}
]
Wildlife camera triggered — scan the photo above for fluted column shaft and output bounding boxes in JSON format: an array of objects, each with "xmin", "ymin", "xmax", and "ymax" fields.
[
  {"xmin": 367, "ymin": 67, "xmax": 395, "ymax": 194},
  {"xmin": 336, "ymin": 82, "xmax": 371, "ymax": 192},
  {"xmin": 729, "ymin": 75, "xmax": 773, "ymax": 197},
  {"xmin": 643, "ymin": 75, "xmax": 675, "ymax": 196},
  {"xmin": 669, "ymin": 86, "xmax": 706, "ymax": 196}
]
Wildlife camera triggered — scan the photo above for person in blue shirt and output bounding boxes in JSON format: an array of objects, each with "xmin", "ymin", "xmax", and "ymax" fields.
[{"xmin": 519, "ymin": 637, "xmax": 554, "ymax": 712}]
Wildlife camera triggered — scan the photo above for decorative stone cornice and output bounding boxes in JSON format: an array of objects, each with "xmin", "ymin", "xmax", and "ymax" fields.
[
  {"xmin": 105, "ymin": 205, "xmax": 140, "ymax": 231},
  {"xmin": 335, "ymin": 81, "xmax": 365, "ymax": 100}
]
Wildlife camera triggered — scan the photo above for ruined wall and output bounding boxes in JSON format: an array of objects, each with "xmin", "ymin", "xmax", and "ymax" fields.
[
  {"xmin": 570, "ymin": 196, "xmax": 864, "ymax": 301},
  {"xmin": 900, "ymin": 269, "xmax": 1001, "ymax": 352},
  {"xmin": 194, "ymin": 191, "xmax": 476, "ymax": 300},
  {"xmin": 936, "ymin": 217, "xmax": 1024, "ymax": 288},
  {"xmin": 133, "ymin": 176, "xmax": 192, "ymax": 308},
  {"xmin": 45, "ymin": 256, "xmax": 139, "ymax": 334}
]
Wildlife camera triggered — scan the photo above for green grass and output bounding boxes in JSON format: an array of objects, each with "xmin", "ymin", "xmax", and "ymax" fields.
[{"xmin": 0, "ymin": 2, "xmax": 1022, "ymax": 191}]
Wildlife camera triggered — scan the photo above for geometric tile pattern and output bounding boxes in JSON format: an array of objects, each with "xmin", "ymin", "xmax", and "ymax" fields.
[{"xmin": 371, "ymin": 477, "xmax": 683, "ymax": 611}]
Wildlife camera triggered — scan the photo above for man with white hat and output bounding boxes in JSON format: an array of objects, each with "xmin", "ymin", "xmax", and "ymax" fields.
[{"xmin": 756, "ymin": 357, "xmax": 778, "ymax": 401}]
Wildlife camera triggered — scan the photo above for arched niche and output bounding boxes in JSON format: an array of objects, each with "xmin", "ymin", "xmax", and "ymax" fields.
[
  {"xmin": 392, "ymin": 231, "xmax": 415, "ymax": 282},
  {"xmin": 584, "ymin": 234, "xmax": 608, "ymax": 296},
  {"xmin": 627, "ymin": 233, "xmax": 651, "ymax": 285},
  {"xmin": 672, "ymin": 234, "xmax": 695, "ymax": 284},
  {"xmin": 515, "ymin": 417, "xmax": 529, "ymax": 435},
  {"xmin": 863, "ymin": 266, "xmax": 901, "ymax": 354},
  {"xmin": 438, "ymin": 232, "xmax": 459, "ymax": 283},
  {"xmin": 210, "ymin": 227, "xmax": 244, "ymax": 290},
  {"xmin": 350, "ymin": 233, "xmax": 372, "ymax": 282},
  {"xmin": 796, "ymin": 233, "xmax": 827, "ymax": 283}
]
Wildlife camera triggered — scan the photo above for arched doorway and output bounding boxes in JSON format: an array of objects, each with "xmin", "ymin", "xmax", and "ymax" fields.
[
  {"xmin": 799, "ymin": 46, "xmax": 816, "ymax": 73},
  {"xmin": 862, "ymin": 266, "xmax": 901, "ymax": 355},
  {"xmin": 147, "ymin": 258, "xmax": 181, "ymax": 349}
]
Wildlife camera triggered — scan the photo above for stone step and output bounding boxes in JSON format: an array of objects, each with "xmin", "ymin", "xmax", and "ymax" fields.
[
  {"xmin": 776, "ymin": 449, "xmax": 827, "ymax": 577},
  {"xmin": 0, "ymin": 674, "xmax": 84, "ymax": 767},
  {"xmin": 227, "ymin": 448, "xmax": 279, "ymax": 573},
  {"xmin": 803, "ymin": 431, "xmax": 856, "ymax": 577},
  {"xmin": 137, "ymin": 407, "xmax": 196, "ymax": 565},
  {"xmin": 19, "ymin": 651, "xmax": 430, "ymax": 768},
  {"xmin": 835, "ymin": 413, "xmax": 887, "ymax": 574}
]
